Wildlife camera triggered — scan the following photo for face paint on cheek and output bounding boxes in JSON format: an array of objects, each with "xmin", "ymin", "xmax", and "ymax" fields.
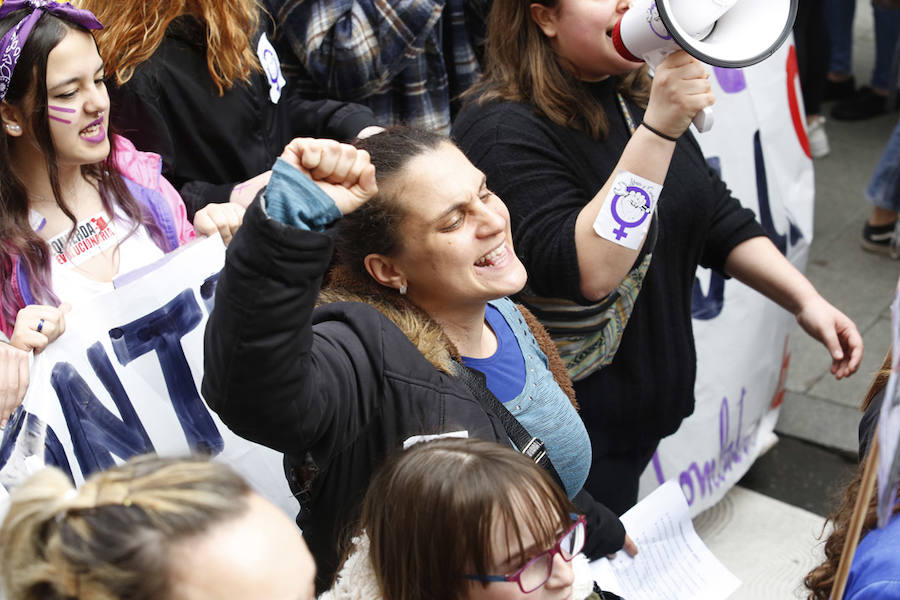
[{"xmin": 48, "ymin": 106, "xmax": 75, "ymax": 124}]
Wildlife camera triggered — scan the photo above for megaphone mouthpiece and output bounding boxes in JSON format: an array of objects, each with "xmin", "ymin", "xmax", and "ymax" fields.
[{"xmin": 611, "ymin": 19, "xmax": 642, "ymax": 64}]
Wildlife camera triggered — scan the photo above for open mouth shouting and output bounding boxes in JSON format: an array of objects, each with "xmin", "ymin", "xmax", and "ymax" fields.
[{"xmin": 475, "ymin": 243, "xmax": 511, "ymax": 268}]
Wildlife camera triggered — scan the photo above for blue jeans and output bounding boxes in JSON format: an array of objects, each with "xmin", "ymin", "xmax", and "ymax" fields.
[
  {"xmin": 866, "ymin": 119, "xmax": 900, "ymax": 212},
  {"xmin": 826, "ymin": 0, "xmax": 900, "ymax": 90}
]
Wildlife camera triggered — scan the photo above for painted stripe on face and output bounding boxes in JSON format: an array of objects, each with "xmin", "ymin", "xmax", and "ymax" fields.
[
  {"xmin": 48, "ymin": 105, "xmax": 77, "ymax": 113},
  {"xmin": 48, "ymin": 114, "xmax": 72, "ymax": 124}
]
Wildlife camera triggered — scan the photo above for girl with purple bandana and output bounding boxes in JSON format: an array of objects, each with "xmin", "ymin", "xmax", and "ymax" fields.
[{"xmin": 0, "ymin": 0, "xmax": 242, "ymax": 426}]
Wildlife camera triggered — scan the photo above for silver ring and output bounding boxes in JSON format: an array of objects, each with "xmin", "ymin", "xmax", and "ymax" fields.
[{"xmin": 37, "ymin": 318, "xmax": 44, "ymax": 333}]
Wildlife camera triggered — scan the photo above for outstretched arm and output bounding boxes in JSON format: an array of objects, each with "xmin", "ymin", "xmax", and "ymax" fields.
[{"xmin": 724, "ymin": 236, "xmax": 863, "ymax": 379}]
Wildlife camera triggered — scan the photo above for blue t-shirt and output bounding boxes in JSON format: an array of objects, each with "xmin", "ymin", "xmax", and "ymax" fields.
[
  {"xmin": 845, "ymin": 510, "xmax": 900, "ymax": 599},
  {"xmin": 461, "ymin": 299, "xmax": 590, "ymax": 499},
  {"xmin": 461, "ymin": 305, "xmax": 526, "ymax": 403}
]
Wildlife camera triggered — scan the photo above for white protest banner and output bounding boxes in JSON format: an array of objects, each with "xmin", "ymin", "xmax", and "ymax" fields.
[
  {"xmin": 0, "ymin": 236, "xmax": 298, "ymax": 517},
  {"xmin": 639, "ymin": 38, "xmax": 815, "ymax": 514}
]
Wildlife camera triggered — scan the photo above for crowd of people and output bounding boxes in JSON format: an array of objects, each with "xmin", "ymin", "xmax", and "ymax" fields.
[
  {"xmin": 791, "ymin": 0, "xmax": 900, "ymax": 256},
  {"xmin": 0, "ymin": 0, "xmax": 892, "ymax": 598}
]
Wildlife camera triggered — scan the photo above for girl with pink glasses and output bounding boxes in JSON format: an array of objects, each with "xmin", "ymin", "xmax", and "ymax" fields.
[{"xmin": 323, "ymin": 437, "xmax": 622, "ymax": 600}]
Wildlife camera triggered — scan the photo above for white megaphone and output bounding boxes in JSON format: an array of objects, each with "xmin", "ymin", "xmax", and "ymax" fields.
[{"xmin": 611, "ymin": 0, "xmax": 798, "ymax": 132}]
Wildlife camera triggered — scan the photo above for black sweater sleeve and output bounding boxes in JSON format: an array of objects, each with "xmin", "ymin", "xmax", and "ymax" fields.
[
  {"xmin": 681, "ymin": 134, "xmax": 765, "ymax": 274},
  {"xmin": 572, "ymin": 488, "xmax": 627, "ymax": 557},
  {"xmin": 286, "ymin": 96, "xmax": 379, "ymax": 141}
]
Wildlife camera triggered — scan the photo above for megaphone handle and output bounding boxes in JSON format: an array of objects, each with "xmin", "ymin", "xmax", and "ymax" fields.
[{"xmin": 692, "ymin": 106, "xmax": 714, "ymax": 133}]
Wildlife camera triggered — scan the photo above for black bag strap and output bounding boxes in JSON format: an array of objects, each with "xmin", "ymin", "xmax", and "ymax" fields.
[{"xmin": 453, "ymin": 362, "xmax": 566, "ymax": 491}]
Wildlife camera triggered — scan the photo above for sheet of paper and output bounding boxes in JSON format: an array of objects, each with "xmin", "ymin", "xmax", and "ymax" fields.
[{"xmin": 590, "ymin": 480, "xmax": 741, "ymax": 600}]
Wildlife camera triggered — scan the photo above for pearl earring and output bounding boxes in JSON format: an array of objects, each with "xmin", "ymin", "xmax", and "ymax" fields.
[
  {"xmin": 399, "ymin": 284, "xmax": 407, "ymax": 295},
  {"xmin": 5, "ymin": 123, "xmax": 20, "ymax": 133}
]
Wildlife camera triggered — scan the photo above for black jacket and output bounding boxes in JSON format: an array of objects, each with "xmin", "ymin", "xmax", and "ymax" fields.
[
  {"xmin": 202, "ymin": 198, "xmax": 624, "ymax": 591},
  {"xmin": 110, "ymin": 16, "xmax": 378, "ymax": 219}
]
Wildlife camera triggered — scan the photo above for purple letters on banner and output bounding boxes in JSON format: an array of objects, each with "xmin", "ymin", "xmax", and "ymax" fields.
[
  {"xmin": 653, "ymin": 388, "xmax": 757, "ymax": 506},
  {"xmin": 713, "ymin": 67, "xmax": 747, "ymax": 94}
]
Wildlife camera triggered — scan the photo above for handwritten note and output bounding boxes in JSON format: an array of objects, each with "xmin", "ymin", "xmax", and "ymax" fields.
[{"xmin": 591, "ymin": 480, "xmax": 741, "ymax": 600}]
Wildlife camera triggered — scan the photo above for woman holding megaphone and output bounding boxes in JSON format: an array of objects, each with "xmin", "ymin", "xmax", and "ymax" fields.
[{"xmin": 453, "ymin": 0, "xmax": 862, "ymax": 515}]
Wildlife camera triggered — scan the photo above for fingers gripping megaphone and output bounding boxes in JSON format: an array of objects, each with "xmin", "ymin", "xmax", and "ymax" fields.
[{"xmin": 611, "ymin": 0, "xmax": 798, "ymax": 132}]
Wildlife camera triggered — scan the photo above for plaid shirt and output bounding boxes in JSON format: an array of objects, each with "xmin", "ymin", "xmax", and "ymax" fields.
[{"xmin": 263, "ymin": 0, "xmax": 490, "ymax": 133}]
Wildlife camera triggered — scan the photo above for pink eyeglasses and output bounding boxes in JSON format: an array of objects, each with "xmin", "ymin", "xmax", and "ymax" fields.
[{"xmin": 464, "ymin": 514, "xmax": 587, "ymax": 594}]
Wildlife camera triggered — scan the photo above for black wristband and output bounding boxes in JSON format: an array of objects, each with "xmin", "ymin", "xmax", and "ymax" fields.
[{"xmin": 641, "ymin": 121, "xmax": 679, "ymax": 142}]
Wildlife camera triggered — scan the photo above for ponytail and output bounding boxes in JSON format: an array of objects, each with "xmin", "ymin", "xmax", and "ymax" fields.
[{"xmin": 0, "ymin": 455, "xmax": 252, "ymax": 600}]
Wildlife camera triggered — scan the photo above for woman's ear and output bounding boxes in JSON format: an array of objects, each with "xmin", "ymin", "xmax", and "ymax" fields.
[
  {"xmin": 364, "ymin": 254, "xmax": 407, "ymax": 293},
  {"xmin": 530, "ymin": 3, "xmax": 558, "ymax": 38},
  {"xmin": 0, "ymin": 103, "xmax": 25, "ymax": 138}
]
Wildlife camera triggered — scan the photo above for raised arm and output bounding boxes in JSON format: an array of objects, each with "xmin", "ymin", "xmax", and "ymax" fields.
[
  {"xmin": 201, "ymin": 141, "xmax": 377, "ymax": 455},
  {"xmin": 571, "ymin": 52, "xmax": 713, "ymax": 300},
  {"xmin": 458, "ymin": 51, "xmax": 714, "ymax": 303}
]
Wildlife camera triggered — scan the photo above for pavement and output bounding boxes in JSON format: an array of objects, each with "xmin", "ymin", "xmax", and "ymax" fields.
[{"xmin": 688, "ymin": 2, "xmax": 900, "ymax": 598}]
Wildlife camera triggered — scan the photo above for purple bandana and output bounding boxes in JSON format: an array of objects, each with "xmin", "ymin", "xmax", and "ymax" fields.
[{"xmin": 0, "ymin": 0, "xmax": 103, "ymax": 102}]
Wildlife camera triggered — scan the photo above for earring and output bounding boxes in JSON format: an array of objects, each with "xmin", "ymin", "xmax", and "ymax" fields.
[
  {"xmin": 96, "ymin": 111, "xmax": 104, "ymax": 118},
  {"xmin": 399, "ymin": 284, "xmax": 407, "ymax": 295},
  {"xmin": 5, "ymin": 123, "xmax": 20, "ymax": 133}
]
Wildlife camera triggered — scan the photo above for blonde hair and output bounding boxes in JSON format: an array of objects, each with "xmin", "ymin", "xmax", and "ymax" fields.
[
  {"xmin": 0, "ymin": 455, "xmax": 251, "ymax": 600},
  {"xmin": 76, "ymin": 0, "xmax": 262, "ymax": 94},
  {"xmin": 467, "ymin": 0, "xmax": 650, "ymax": 139}
]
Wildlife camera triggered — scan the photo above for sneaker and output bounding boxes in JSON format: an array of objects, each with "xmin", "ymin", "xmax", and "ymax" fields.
[
  {"xmin": 861, "ymin": 220, "xmax": 898, "ymax": 255},
  {"xmin": 824, "ymin": 76, "xmax": 856, "ymax": 102},
  {"xmin": 807, "ymin": 116, "xmax": 830, "ymax": 158},
  {"xmin": 832, "ymin": 86, "xmax": 897, "ymax": 121}
]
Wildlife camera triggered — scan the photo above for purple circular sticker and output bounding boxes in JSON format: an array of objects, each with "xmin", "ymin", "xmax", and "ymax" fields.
[
  {"xmin": 262, "ymin": 48, "xmax": 279, "ymax": 84},
  {"xmin": 610, "ymin": 186, "xmax": 652, "ymax": 240}
]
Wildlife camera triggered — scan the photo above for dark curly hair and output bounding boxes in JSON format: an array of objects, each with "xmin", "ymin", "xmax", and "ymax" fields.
[{"xmin": 333, "ymin": 127, "xmax": 448, "ymax": 283}]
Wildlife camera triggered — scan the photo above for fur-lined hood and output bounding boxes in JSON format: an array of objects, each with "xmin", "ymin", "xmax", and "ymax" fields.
[{"xmin": 319, "ymin": 266, "xmax": 576, "ymax": 407}]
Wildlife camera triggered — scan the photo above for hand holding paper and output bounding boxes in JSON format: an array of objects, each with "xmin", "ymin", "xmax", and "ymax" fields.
[{"xmin": 590, "ymin": 480, "xmax": 741, "ymax": 600}]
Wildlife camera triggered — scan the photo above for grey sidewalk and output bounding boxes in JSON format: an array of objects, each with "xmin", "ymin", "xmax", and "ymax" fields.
[{"xmin": 777, "ymin": 2, "xmax": 899, "ymax": 456}]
